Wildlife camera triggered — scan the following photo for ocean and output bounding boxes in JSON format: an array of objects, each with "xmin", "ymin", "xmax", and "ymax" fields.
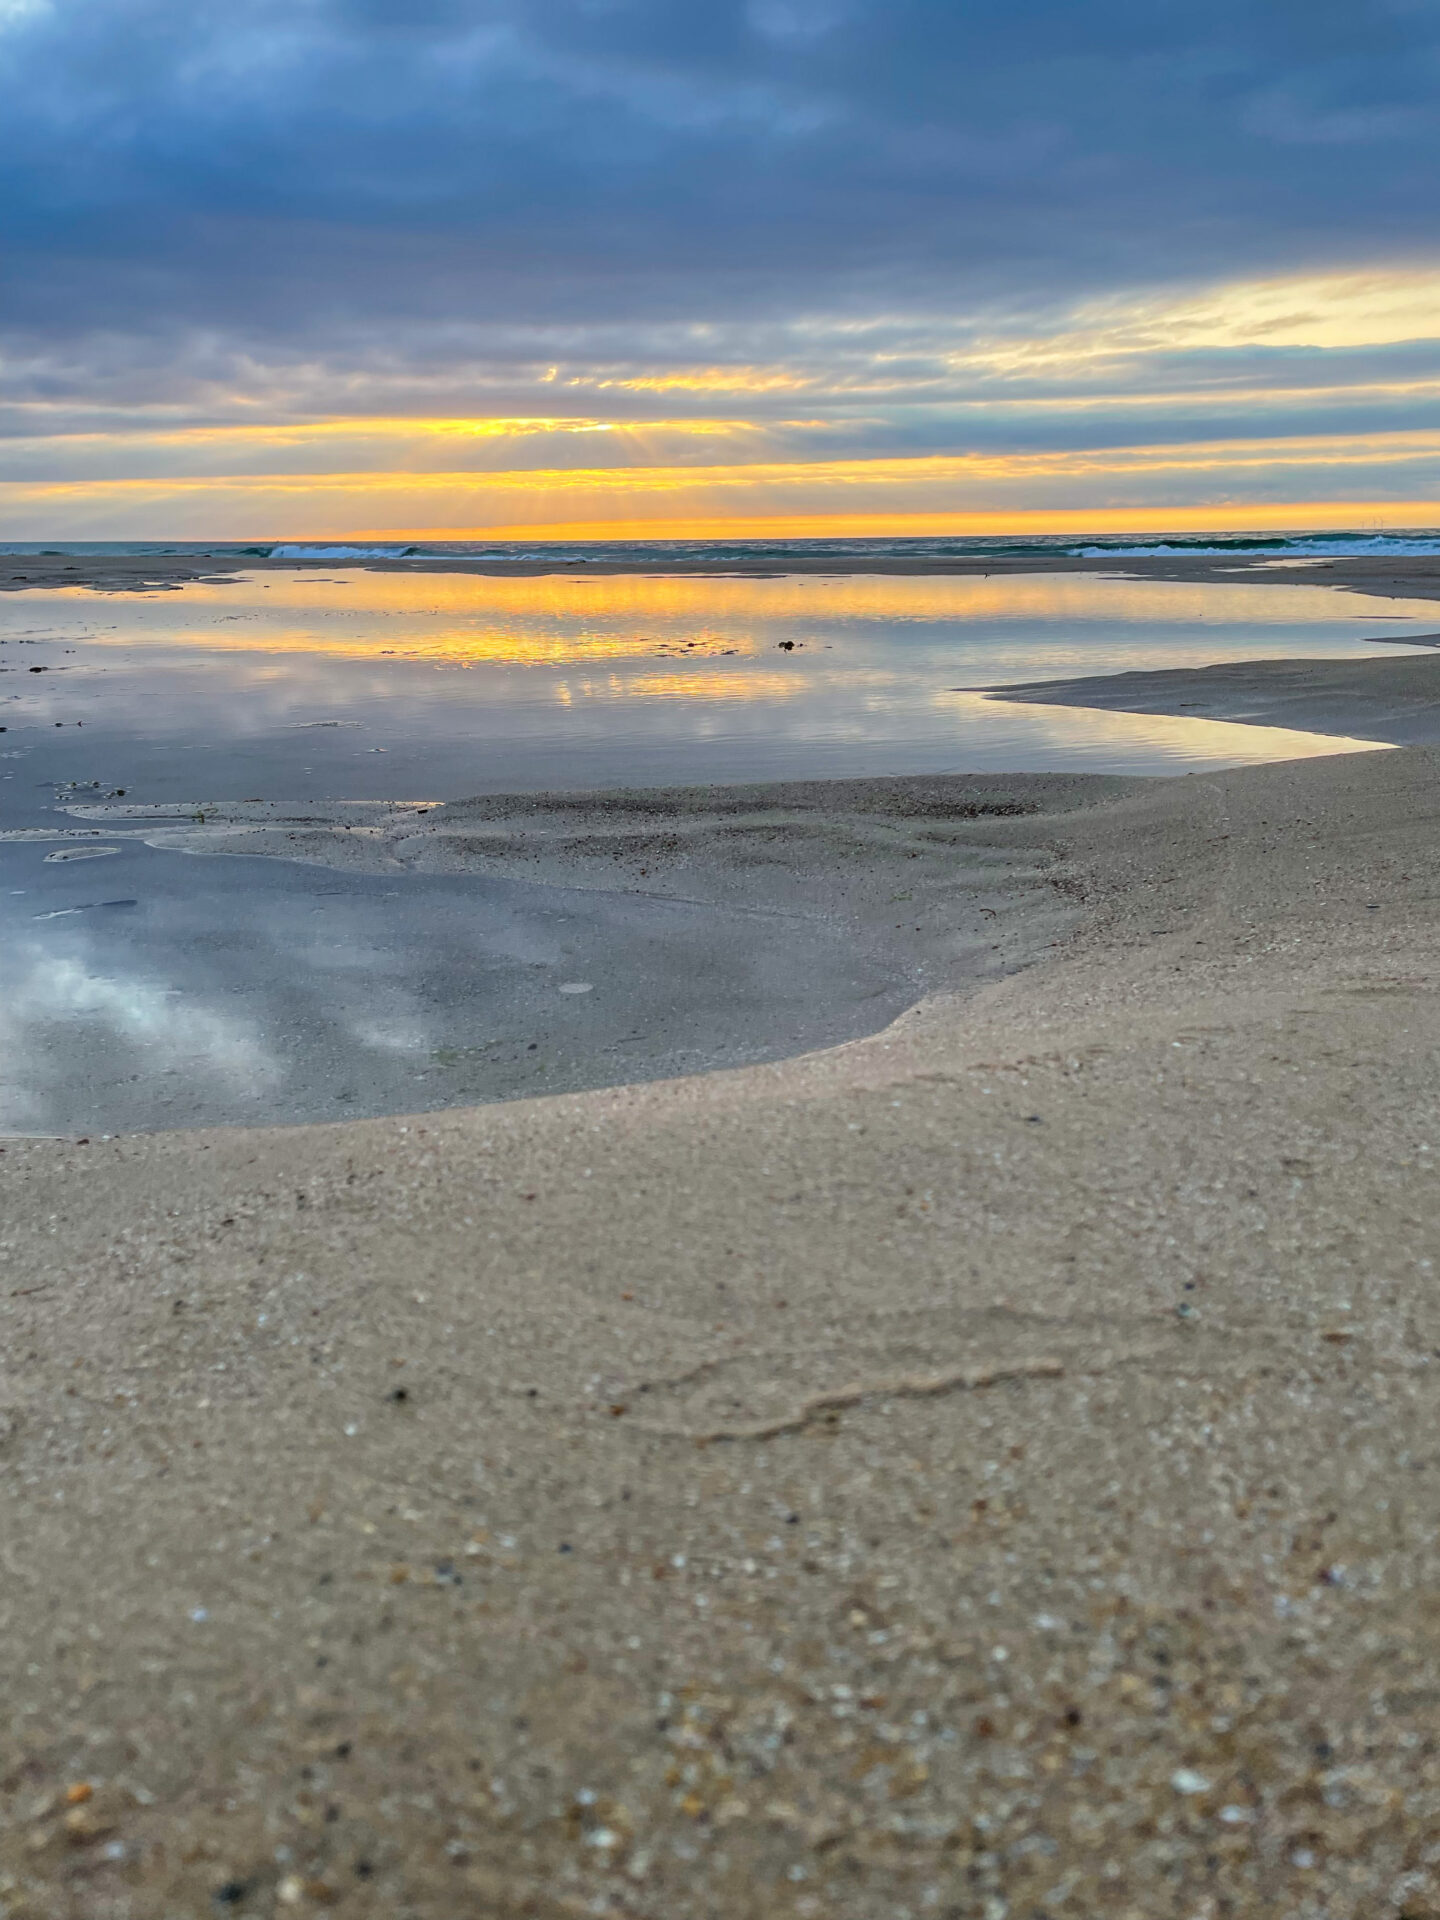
[{"xmin": 3, "ymin": 530, "xmax": 1440, "ymax": 563}]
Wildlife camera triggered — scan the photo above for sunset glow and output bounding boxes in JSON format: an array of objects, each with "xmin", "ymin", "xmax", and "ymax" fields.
[{"xmin": 4, "ymin": 8, "xmax": 1440, "ymax": 540}]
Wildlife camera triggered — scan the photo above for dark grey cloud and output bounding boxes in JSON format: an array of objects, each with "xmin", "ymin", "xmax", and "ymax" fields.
[{"xmin": 3, "ymin": 0, "xmax": 1440, "ymax": 360}]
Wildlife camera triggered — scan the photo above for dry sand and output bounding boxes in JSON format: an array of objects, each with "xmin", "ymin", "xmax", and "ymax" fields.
[{"xmin": 4, "ymin": 713, "xmax": 1440, "ymax": 1916}]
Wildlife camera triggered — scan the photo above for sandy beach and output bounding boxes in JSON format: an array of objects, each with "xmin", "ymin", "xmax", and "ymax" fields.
[
  {"xmin": 10, "ymin": 0, "xmax": 1440, "ymax": 1905},
  {"xmin": 4, "ymin": 595, "xmax": 1440, "ymax": 1912}
]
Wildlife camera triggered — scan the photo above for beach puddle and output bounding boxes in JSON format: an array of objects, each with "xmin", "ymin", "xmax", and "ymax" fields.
[
  {"xmin": 0, "ymin": 566, "xmax": 1427, "ymax": 1131},
  {"xmin": 0, "ymin": 568, "xmax": 1432, "ymax": 815},
  {"xmin": 0, "ymin": 835, "xmax": 920, "ymax": 1134}
]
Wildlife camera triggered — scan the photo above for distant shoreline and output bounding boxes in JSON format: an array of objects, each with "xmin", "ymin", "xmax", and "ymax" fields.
[{"xmin": 7, "ymin": 546, "xmax": 1440, "ymax": 606}]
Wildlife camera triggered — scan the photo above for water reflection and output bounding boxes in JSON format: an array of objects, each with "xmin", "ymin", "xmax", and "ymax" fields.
[
  {"xmin": 0, "ymin": 568, "xmax": 1425, "ymax": 817},
  {"xmin": 936, "ymin": 693, "xmax": 1388, "ymax": 766},
  {"xmin": 14, "ymin": 566, "xmax": 1438, "ymax": 669},
  {"xmin": 0, "ymin": 839, "xmax": 914, "ymax": 1134},
  {"xmin": 3, "ymin": 566, "xmax": 1424, "ymax": 1133}
]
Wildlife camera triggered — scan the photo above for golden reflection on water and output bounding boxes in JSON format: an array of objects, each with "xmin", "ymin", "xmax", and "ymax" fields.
[
  {"xmin": 611, "ymin": 671, "xmax": 802, "ymax": 702},
  {"xmin": 0, "ymin": 567, "xmax": 1411, "ymax": 781},
  {"xmin": 174, "ymin": 566, "xmax": 1439, "ymax": 625},
  {"xmin": 944, "ymin": 693, "xmax": 1392, "ymax": 765},
  {"xmin": 26, "ymin": 565, "xmax": 1440, "ymax": 675},
  {"xmin": 3, "ymin": 568, "xmax": 1424, "ymax": 774},
  {"xmin": 151, "ymin": 623, "xmax": 761, "ymax": 665}
]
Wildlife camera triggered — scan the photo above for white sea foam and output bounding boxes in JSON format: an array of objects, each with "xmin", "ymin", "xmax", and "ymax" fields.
[
  {"xmin": 269, "ymin": 544, "xmax": 416, "ymax": 559},
  {"xmin": 1073, "ymin": 535, "xmax": 1440, "ymax": 559}
]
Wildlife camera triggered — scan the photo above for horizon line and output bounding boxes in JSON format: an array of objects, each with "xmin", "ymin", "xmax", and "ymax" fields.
[{"xmin": 9, "ymin": 504, "xmax": 1437, "ymax": 544}]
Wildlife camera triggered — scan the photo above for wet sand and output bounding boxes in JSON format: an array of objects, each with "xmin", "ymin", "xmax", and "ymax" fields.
[
  {"xmin": 5, "ymin": 718, "xmax": 1440, "ymax": 1916},
  {"xmin": 987, "ymin": 647, "xmax": 1440, "ymax": 747}
]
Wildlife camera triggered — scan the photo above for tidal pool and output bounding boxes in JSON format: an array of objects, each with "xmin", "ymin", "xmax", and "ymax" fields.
[
  {"xmin": 0, "ymin": 567, "xmax": 1420, "ymax": 820},
  {"xmin": 0, "ymin": 566, "xmax": 1425, "ymax": 1131}
]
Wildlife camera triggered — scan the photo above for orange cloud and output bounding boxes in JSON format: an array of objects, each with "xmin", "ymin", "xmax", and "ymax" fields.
[
  {"xmin": 587, "ymin": 368, "xmax": 814, "ymax": 394},
  {"xmin": 3, "ymin": 437, "xmax": 1439, "ymax": 540}
]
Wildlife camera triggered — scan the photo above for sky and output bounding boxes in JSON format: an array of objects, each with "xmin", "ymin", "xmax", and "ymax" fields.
[{"xmin": 3, "ymin": 0, "xmax": 1440, "ymax": 540}]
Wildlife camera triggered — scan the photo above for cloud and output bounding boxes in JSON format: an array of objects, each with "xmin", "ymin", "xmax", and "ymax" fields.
[
  {"xmin": 4, "ymin": 0, "xmax": 1440, "ymax": 337},
  {"xmin": 3, "ymin": 0, "xmax": 1440, "ymax": 528},
  {"xmin": 0, "ymin": 940, "xmax": 278, "ymax": 1130}
]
